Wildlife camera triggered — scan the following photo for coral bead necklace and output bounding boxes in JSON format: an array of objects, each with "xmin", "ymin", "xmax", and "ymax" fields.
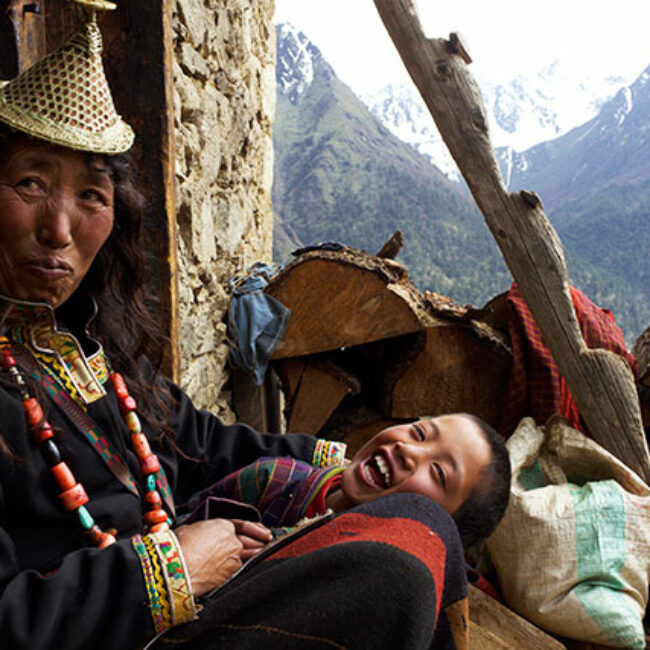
[{"xmin": 0, "ymin": 337, "xmax": 171, "ymax": 548}]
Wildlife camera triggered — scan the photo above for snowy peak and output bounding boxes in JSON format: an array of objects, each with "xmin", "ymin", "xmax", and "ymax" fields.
[
  {"xmin": 276, "ymin": 23, "xmax": 322, "ymax": 104},
  {"xmin": 361, "ymin": 85, "xmax": 459, "ymax": 180},
  {"xmin": 362, "ymin": 60, "xmax": 630, "ymax": 181}
]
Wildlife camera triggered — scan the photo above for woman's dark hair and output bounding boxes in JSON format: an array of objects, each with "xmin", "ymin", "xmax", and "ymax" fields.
[
  {"xmin": 0, "ymin": 123, "xmax": 174, "ymax": 440},
  {"xmin": 451, "ymin": 414, "xmax": 511, "ymax": 549}
]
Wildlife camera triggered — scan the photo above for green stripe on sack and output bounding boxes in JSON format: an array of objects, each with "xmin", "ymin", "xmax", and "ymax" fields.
[{"xmin": 570, "ymin": 480, "xmax": 644, "ymax": 649}]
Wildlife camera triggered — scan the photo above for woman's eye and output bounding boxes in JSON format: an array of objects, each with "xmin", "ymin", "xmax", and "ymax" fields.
[
  {"xmin": 413, "ymin": 424, "xmax": 425, "ymax": 441},
  {"xmin": 17, "ymin": 178, "xmax": 43, "ymax": 192},
  {"xmin": 433, "ymin": 462, "xmax": 446, "ymax": 488},
  {"xmin": 81, "ymin": 189, "xmax": 106, "ymax": 204}
]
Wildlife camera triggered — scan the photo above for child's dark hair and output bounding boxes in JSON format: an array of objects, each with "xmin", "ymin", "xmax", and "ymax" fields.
[{"xmin": 451, "ymin": 414, "xmax": 511, "ymax": 548}]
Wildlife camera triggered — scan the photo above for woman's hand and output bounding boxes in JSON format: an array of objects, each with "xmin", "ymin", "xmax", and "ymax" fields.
[
  {"xmin": 175, "ymin": 519, "xmax": 245, "ymax": 597},
  {"xmin": 231, "ymin": 519, "xmax": 273, "ymax": 561}
]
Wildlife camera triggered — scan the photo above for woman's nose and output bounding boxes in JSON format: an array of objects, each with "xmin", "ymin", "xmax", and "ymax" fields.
[{"xmin": 37, "ymin": 199, "xmax": 74, "ymax": 249}]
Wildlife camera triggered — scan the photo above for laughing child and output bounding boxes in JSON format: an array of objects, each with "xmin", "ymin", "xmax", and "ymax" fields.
[{"xmin": 184, "ymin": 413, "xmax": 510, "ymax": 551}]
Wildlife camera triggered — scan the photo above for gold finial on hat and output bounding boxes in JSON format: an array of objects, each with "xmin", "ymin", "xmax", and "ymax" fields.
[{"xmin": 72, "ymin": 0, "xmax": 117, "ymax": 11}]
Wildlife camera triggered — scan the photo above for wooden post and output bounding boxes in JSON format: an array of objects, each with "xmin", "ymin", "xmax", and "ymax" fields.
[
  {"xmin": 373, "ymin": 0, "xmax": 650, "ymax": 482},
  {"xmin": 0, "ymin": 0, "xmax": 47, "ymax": 76}
]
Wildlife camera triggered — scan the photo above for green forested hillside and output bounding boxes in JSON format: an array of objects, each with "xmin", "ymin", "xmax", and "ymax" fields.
[{"xmin": 273, "ymin": 48, "xmax": 511, "ymax": 307}]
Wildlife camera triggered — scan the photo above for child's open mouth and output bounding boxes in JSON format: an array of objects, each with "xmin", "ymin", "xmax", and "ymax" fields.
[{"xmin": 361, "ymin": 453, "xmax": 392, "ymax": 489}]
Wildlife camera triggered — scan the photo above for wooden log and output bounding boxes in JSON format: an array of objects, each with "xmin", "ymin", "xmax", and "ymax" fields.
[
  {"xmin": 267, "ymin": 246, "xmax": 434, "ymax": 359},
  {"xmin": 381, "ymin": 321, "xmax": 511, "ymax": 426},
  {"xmin": 278, "ymin": 360, "xmax": 361, "ymax": 435},
  {"xmin": 373, "ymin": 0, "xmax": 650, "ymax": 482},
  {"xmin": 468, "ymin": 585, "xmax": 566, "ymax": 649},
  {"xmin": 327, "ymin": 417, "xmax": 401, "ymax": 459}
]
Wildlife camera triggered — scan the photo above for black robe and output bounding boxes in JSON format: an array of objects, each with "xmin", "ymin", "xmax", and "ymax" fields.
[{"xmin": 0, "ymin": 362, "xmax": 318, "ymax": 650}]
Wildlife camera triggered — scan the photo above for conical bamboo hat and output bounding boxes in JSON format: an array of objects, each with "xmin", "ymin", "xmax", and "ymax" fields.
[{"xmin": 0, "ymin": 12, "xmax": 134, "ymax": 154}]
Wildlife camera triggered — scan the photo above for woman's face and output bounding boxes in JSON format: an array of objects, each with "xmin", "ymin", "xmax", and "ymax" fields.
[{"xmin": 0, "ymin": 138, "xmax": 115, "ymax": 308}]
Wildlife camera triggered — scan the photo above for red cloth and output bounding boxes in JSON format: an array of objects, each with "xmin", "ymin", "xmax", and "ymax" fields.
[{"xmin": 499, "ymin": 282, "xmax": 637, "ymax": 436}]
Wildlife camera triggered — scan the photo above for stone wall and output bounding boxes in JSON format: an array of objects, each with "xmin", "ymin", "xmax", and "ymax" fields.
[{"xmin": 172, "ymin": 0, "xmax": 276, "ymax": 417}]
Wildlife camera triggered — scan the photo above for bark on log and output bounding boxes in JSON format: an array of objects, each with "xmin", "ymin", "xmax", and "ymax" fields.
[{"xmin": 373, "ymin": 0, "xmax": 650, "ymax": 482}]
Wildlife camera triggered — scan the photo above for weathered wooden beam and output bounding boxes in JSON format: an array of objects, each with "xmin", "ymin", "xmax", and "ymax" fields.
[
  {"xmin": 468, "ymin": 585, "xmax": 566, "ymax": 649},
  {"xmin": 373, "ymin": 0, "xmax": 650, "ymax": 482}
]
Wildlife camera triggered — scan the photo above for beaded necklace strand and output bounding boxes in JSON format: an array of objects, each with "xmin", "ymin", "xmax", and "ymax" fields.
[{"xmin": 0, "ymin": 337, "xmax": 171, "ymax": 548}]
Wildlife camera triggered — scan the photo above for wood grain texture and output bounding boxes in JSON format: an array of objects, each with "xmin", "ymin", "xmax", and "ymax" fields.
[
  {"xmin": 268, "ymin": 250, "xmax": 434, "ymax": 358},
  {"xmin": 469, "ymin": 585, "xmax": 566, "ymax": 649},
  {"xmin": 373, "ymin": 0, "xmax": 650, "ymax": 482}
]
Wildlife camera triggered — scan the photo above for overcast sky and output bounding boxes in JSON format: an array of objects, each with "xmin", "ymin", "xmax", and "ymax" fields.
[{"xmin": 274, "ymin": 0, "xmax": 650, "ymax": 94}]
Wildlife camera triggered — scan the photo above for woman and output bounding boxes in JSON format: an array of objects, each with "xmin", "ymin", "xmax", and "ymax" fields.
[{"xmin": 0, "ymin": 9, "xmax": 468, "ymax": 650}]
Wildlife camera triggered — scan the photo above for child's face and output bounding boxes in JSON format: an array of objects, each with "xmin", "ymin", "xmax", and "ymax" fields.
[{"xmin": 339, "ymin": 415, "xmax": 492, "ymax": 514}]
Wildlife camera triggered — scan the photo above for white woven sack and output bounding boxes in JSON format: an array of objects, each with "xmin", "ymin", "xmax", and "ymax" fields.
[{"xmin": 487, "ymin": 416, "xmax": 650, "ymax": 648}]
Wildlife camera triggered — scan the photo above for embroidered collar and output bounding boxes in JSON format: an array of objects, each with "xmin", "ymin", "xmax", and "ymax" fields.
[{"xmin": 0, "ymin": 293, "xmax": 108, "ymax": 405}]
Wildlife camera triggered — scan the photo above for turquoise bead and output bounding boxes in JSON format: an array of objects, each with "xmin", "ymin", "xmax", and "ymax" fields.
[
  {"xmin": 146, "ymin": 475, "xmax": 157, "ymax": 491},
  {"xmin": 77, "ymin": 505, "xmax": 94, "ymax": 530}
]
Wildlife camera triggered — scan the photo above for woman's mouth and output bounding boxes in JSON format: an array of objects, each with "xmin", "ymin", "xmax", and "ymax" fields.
[
  {"xmin": 25, "ymin": 258, "xmax": 72, "ymax": 280},
  {"xmin": 360, "ymin": 453, "xmax": 392, "ymax": 489}
]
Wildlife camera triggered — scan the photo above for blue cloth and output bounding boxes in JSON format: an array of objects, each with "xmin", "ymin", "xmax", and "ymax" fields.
[{"xmin": 227, "ymin": 263, "xmax": 290, "ymax": 385}]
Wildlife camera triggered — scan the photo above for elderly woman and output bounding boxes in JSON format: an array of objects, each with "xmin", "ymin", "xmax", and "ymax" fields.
[{"xmin": 0, "ymin": 8, "xmax": 468, "ymax": 650}]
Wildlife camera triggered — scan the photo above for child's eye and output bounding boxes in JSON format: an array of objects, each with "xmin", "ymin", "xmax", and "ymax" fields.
[
  {"xmin": 413, "ymin": 424, "xmax": 425, "ymax": 441},
  {"xmin": 433, "ymin": 462, "xmax": 446, "ymax": 488}
]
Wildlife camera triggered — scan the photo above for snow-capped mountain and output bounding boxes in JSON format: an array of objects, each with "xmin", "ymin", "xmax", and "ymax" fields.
[
  {"xmin": 362, "ymin": 62, "xmax": 628, "ymax": 182},
  {"xmin": 276, "ymin": 23, "xmax": 323, "ymax": 104}
]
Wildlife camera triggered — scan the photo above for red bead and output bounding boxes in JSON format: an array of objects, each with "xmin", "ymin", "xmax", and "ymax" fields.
[
  {"xmin": 109, "ymin": 373, "xmax": 128, "ymax": 399},
  {"xmin": 144, "ymin": 490, "xmax": 162, "ymax": 508},
  {"xmin": 131, "ymin": 433, "xmax": 152, "ymax": 459},
  {"xmin": 58, "ymin": 483, "xmax": 89, "ymax": 511},
  {"xmin": 144, "ymin": 508, "xmax": 168, "ymax": 526},
  {"xmin": 150, "ymin": 522, "xmax": 170, "ymax": 533},
  {"xmin": 23, "ymin": 398, "xmax": 44, "ymax": 427},
  {"xmin": 99, "ymin": 532, "xmax": 117, "ymax": 548},
  {"xmin": 86, "ymin": 525, "xmax": 103, "ymax": 544},
  {"xmin": 140, "ymin": 455, "xmax": 161, "ymax": 475},
  {"xmin": 33, "ymin": 422, "xmax": 54, "ymax": 443},
  {"xmin": 50, "ymin": 462, "xmax": 76, "ymax": 490},
  {"xmin": 1, "ymin": 348, "xmax": 16, "ymax": 368},
  {"xmin": 118, "ymin": 395, "xmax": 137, "ymax": 414}
]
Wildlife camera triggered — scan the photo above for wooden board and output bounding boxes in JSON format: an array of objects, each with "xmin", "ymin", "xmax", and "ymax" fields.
[
  {"xmin": 468, "ymin": 585, "xmax": 565, "ymax": 649},
  {"xmin": 285, "ymin": 362, "xmax": 360, "ymax": 435},
  {"xmin": 268, "ymin": 249, "xmax": 434, "ymax": 359},
  {"xmin": 381, "ymin": 323, "xmax": 511, "ymax": 426}
]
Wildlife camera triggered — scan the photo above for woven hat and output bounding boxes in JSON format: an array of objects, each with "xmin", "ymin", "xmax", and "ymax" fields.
[{"xmin": 0, "ymin": 10, "xmax": 134, "ymax": 154}]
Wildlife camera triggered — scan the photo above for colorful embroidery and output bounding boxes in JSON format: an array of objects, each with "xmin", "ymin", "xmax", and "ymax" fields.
[
  {"xmin": 142, "ymin": 534, "xmax": 173, "ymax": 630},
  {"xmin": 312, "ymin": 439, "xmax": 347, "ymax": 468},
  {"xmin": 132, "ymin": 535, "xmax": 170, "ymax": 634},
  {"xmin": 13, "ymin": 344, "xmax": 140, "ymax": 497},
  {"xmin": 150, "ymin": 530, "xmax": 197, "ymax": 625}
]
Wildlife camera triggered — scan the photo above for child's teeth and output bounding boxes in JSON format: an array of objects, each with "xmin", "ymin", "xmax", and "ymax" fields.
[{"xmin": 374, "ymin": 455, "xmax": 391, "ymax": 487}]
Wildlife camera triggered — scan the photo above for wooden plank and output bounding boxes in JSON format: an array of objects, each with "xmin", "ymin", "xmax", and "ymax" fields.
[
  {"xmin": 373, "ymin": 0, "xmax": 650, "ymax": 482},
  {"xmin": 268, "ymin": 248, "xmax": 434, "ymax": 359},
  {"xmin": 381, "ymin": 322, "xmax": 511, "ymax": 425},
  {"xmin": 469, "ymin": 622, "xmax": 511, "ymax": 650},
  {"xmin": 0, "ymin": 0, "xmax": 47, "ymax": 74},
  {"xmin": 468, "ymin": 585, "xmax": 566, "ymax": 650},
  {"xmin": 42, "ymin": 2, "xmax": 180, "ymax": 381},
  {"xmin": 286, "ymin": 362, "xmax": 360, "ymax": 435}
]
